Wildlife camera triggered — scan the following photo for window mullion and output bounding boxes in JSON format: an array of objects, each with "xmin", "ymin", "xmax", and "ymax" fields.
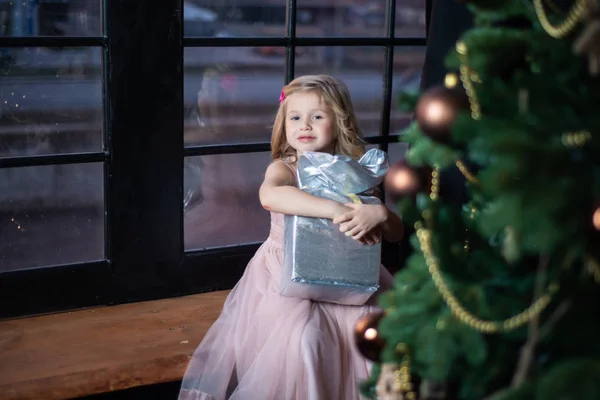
[
  {"xmin": 285, "ymin": 0, "xmax": 297, "ymax": 84},
  {"xmin": 105, "ymin": 0, "xmax": 184, "ymax": 303}
]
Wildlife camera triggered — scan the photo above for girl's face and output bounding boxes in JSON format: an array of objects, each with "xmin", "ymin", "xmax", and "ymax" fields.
[{"xmin": 284, "ymin": 91, "xmax": 336, "ymax": 157}]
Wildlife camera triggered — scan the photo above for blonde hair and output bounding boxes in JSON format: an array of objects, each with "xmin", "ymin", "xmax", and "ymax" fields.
[{"xmin": 271, "ymin": 75, "xmax": 366, "ymax": 162}]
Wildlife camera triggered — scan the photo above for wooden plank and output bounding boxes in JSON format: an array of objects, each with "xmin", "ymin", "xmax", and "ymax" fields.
[{"xmin": 0, "ymin": 291, "xmax": 230, "ymax": 400}]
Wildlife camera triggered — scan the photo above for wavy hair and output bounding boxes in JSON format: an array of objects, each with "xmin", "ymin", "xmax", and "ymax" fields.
[{"xmin": 270, "ymin": 75, "xmax": 366, "ymax": 163}]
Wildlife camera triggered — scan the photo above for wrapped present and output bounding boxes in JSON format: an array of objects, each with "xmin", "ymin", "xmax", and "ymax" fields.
[{"xmin": 280, "ymin": 148, "xmax": 390, "ymax": 305}]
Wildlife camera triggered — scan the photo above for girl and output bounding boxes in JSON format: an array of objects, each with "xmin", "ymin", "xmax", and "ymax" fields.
[{"xmin": 179, "ymin": 75, "xmax": 404, "ymax": 400}]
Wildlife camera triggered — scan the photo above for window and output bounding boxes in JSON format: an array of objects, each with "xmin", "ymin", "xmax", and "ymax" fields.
[{"xmin": 0, "ymin": 0, "xmax": 429, "ymax": 318}]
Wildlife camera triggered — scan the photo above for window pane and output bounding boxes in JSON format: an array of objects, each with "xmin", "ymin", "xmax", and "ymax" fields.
[
  {"xmin": 184, "ymin": 47, "xmax": 285, "ymax": 146},
  {"xmin": 184, "ymin": 1, "xmax": 284, "ymax": 37},
  {"xmin": 184, "ymin": 152, "xmax": 271, "ymax": 250},
  {"xmin": 0, "ymin": 47, "xmax": 104, "ymax": 158},
  {"xmin": 390, "ymin": 46, "xmax": 425, "ymax": 135},
  {"xmin": 396, "ymin": 2, "xmax": 427, "ymax": 38},
  {"xmin": 295, "ymin": 46, "xmax": 384, "ymax": 138},
  {"xmin": 295, "ymin": 0, "xmax": 387, "ymax": 37},
  {"xmin": 0, "ymin": 0, "xmax": 102, "ymax": 37},
  {"xmin": 0, "ymin": 163, "xmax": 104, "ymax": 272},
  {"xmin": 388, "ymin": 141, "xmax": 408, "ymax": 164},
  {"xmin": 366, "ymin": 143, "xmax": 407, "ymax": 163}
]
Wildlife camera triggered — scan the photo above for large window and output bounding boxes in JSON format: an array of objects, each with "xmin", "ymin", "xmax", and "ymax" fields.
[{"xmin": 0, "ymin": 0, "xmax": 428, "ymax": 318}]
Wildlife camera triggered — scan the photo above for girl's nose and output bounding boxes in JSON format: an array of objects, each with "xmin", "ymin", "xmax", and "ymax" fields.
[{"xmin": 300, "ymin": 119, "xmax": 311, "ymax": 130}]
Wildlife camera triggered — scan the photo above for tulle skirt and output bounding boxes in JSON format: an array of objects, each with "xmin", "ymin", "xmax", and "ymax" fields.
[{"xmin": 179, "ymin": 213, "xmax": 394, "ymax": 400}]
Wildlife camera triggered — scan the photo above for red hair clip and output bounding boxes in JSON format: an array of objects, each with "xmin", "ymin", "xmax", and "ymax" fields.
[{"xmin": 279, "ymin": 89, "xmax": 285, "ymax": 104}]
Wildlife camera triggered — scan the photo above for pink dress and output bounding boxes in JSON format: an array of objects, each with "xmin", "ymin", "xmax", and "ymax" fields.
[{"xmin": 178, "ymin": 211, "xmax": 394, "ymax": 400}]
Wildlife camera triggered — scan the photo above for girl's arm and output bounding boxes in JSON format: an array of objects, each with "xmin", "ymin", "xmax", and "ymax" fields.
[{"xmin": 259, "ymin": 161, "xmax": 349, "ymax": 219}]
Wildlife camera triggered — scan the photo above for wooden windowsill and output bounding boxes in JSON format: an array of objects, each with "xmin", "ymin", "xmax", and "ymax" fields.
[{"xmin": 0, "ymin": 291, "xmax": 230, "ymax": 400}]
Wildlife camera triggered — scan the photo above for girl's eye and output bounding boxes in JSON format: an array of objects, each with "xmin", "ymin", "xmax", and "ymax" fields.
[
  {"xmin": 290, "ymin": 116, "xmax": 299, "ymax": 121},
  {"xmin": 313, "ymin": 115, "xmax": 323, "ymax": 120}
]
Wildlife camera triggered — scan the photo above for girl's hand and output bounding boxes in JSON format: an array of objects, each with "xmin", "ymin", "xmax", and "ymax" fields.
[
  {"xmin": 357, "ymin": 227, "xmax": 382, "ymax": 246},
  {"xmin": 331, "ymin": 203, "xmax": 378, "ymax": 245},
  {"xmin": 332, "ymin": 203, "xmax": 387, "ymax": 242}
]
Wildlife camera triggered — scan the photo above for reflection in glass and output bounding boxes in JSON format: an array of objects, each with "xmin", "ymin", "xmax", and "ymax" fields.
[
  {"xmin": 184, "ymin": 152, "xmax": 272, "ymax": 251},
  {"xmin": 0, "ymin": 47, "xmax": 104, "ymax": 158},
  {"xmin": 296, "ymin": 0, "xmax": 387, "ymax": 37},
  {"xmin": 0, "ymin": 163, "xmax": 104, "ymax": 272},
  {"xmin": 366, "ymin": 143, "xmax": 407, "ymax": 165},
  {"xmin": 183, "ymin": 0, "xmax": 284, "ymax": 37},
  {"xmin": 388, "ymin": 141, "xmax": 409, "ymax": 164},
  {"xmin": 295, "ymin": 47, "xmax": 385, "ymax": 138},
  {"xmin": 0, "ymin": 0, "xmax": 102, "ymax": 37},
  {"xmin": 395, "ymin": 1, "xmax": 427, "ymax": 38},
  {"xmin": 183, "ymin": 1, "xmax": 425, "ymax": 38},
  {"xmin": 390, "ymin": 46, "xmax": 426, "ymax": 135},
  {"xmin": 184, "ymin": 47, "xmax": 285, "ymax": 146}
]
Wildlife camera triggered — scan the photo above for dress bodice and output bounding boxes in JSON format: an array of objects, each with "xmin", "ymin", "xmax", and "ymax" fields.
[
  {"xmin": 268, "ymin": 212, "xmax": 285, "ymax": 243},
  {"xmin": 266, "ymin": 160, "xmax": 296, "ymax": 244}
]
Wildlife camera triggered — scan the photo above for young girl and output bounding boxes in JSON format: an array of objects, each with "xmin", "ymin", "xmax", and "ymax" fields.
[{"xmin": 179, "ymin": 75, "xmax": 404, "ymax": 400}]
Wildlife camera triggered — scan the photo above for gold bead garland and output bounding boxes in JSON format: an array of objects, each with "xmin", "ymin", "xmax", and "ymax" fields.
[
  {"xmin": 398, "ymin": 356, "xmax": 416, "ymax": 400},
  {"xmin": 534, "ymin": 0, "xmax": 588, "ymax": 38},
  {"xmin": 416, "ymin": 222, "xmax": 557, "ymax": 333},
  {"xmin": 456, "ymin": 42, "xmax": 482, "ymax": 121},
  {"xmin": 375, "ymin": 345, "xmax": 416, "ymax": 400},
  {"xmin": 534, "ymin": 0, "xmax": 595, "ymax": 141},
  {"xmin": 450, "ymin": 42, "xmax": 481, "ymax": 185},
  {"xmin": 455, "ymin": 160, "xmax": 479, "ymax": 184},
  {"xmin": 429, "ymin": 167, "xmax": 440, "ymax": 201},
  {"xmin": 417, "ymin": 166, "xmax": 558, "ymax": 333},
  {"xmin": 535, "ymin": 0, "xmax": 600, "ymax": 75},
  {"xmin": 561, "ymin": 130, "xmax": 592, "ymax": 147}
]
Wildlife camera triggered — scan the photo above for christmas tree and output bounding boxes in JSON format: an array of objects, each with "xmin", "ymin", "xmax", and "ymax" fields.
[{"xmin": 355, "ymin": 0, "xmax": 600, "ymax": 399}]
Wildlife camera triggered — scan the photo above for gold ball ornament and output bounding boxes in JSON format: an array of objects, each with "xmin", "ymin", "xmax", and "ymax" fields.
[
  {"xmin": 415, "ymin": 85, "xmax": 469, "ymax": 142},
  {"xmin": 354, "ymin": 311, "xmax": 386, "ymax": 362},
  {"xmin": 593, "ymin": 206, "xmax": 600, "ymax": 231},
  {"xmin": 384, "ymin": 161, "xmax": 431, "ymax": 201}
]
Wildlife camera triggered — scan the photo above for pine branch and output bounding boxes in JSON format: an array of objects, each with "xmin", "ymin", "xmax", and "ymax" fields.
[
  {"xmin": 419, "ymin": 380, "xmax": 448, "ymax": 400},
  {"xmin": 511, "ymin": 256, "xmax": 549, "ymax": 387},
  {"xmin": 540, "ymin": 300, "xmax": 571, "ymax": 338}
]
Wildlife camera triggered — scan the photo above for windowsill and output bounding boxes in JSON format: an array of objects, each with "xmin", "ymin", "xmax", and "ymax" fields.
[{"xmin": 0, "ymin": 291, "xmax": 229, "ymax": 400}]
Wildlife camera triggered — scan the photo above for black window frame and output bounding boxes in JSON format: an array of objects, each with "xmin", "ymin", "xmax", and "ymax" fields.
[{"xmin": 0, "ymin": 0, "xmax": 431, "ymax": 319}]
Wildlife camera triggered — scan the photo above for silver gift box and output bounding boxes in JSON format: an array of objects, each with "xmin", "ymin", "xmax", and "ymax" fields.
[{"xmin": 280, "ymin": 149, "xmax": 390, "ymax": 305}]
